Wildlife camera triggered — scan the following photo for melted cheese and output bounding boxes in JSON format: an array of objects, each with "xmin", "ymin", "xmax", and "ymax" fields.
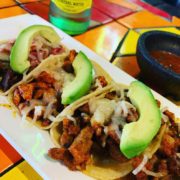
[
  {"xmin": 89, "ymin": 95, "xmax": 137, "ymax": 140},
  {"xmin": 89, "ymin": 98, "xmax": 116, "ymax": 126},
  {"xmin": 51, "ymin": 68, "xmax": 75, "ymax": 90}
]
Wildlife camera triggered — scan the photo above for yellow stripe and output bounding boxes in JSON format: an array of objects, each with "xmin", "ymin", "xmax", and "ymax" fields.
[{"xmin": 1, "ymin": 161, "xmax": 42, "ymax": 180}]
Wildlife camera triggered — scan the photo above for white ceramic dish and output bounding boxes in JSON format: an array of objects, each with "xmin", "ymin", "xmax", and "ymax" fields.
[{"xmin": 0, "ymin": 14, "xmax": 179, "ymax": 180}]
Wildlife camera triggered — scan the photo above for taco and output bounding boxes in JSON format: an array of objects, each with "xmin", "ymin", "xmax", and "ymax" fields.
[
  {"xmin": 8, "ymin": 50, "xmax": 113, "ymax": 130},
  {"xmin": 48, "ymin": 81, "xmax": 180, "ymax": 179},
  {"xmin": 0, "ymin": 25, "xmax": 67, "ymax": 94}
]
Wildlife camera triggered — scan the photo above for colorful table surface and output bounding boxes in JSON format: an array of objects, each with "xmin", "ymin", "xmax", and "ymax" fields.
[{"xmin": 0, "ymin": 0, "xmax": 179, "ymax": 179}]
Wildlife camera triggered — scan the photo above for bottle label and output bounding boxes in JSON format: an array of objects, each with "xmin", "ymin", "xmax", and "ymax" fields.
[{"xmin": 52, "ymin": 0, "xmax": 92, "ymax": 14}]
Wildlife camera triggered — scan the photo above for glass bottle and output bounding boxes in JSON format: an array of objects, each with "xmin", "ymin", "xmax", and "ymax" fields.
[{"xmin": 49, "ymin": 0, "xmax": 92, "ymax": 35}]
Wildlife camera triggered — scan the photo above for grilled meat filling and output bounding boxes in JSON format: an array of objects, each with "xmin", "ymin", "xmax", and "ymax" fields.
[{"xmin": 48, "ymin": 92, "xmax": 179, "ymax": 179}]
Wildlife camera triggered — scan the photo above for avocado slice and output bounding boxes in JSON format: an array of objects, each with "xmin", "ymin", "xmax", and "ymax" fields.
[
  {"xmin": 61, "ymin": 51, "xmax": 93, "ymax": 105},
  {"xmin": 10, "ymin": 25, "xmax": 60, "ymax": 74},
  {"xmin": 120, "ymin": 81, "xmax": 161, "ymax": 159}
]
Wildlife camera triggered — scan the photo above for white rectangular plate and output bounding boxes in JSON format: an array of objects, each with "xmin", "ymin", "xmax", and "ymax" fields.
[{"xmin": 0, "ymin": 14, "xmax": 179, "ymax": 180}]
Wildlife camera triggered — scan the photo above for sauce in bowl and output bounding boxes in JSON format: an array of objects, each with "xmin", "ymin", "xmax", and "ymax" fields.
[{"xmin": 150, "ymin": 50, "xmax": 180, "ymax": 74}]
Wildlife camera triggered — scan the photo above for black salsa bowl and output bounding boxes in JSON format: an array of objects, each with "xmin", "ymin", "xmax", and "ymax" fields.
[{"xmin": 136, "ymin": 31, "xmax": 180, "ymax": 100}]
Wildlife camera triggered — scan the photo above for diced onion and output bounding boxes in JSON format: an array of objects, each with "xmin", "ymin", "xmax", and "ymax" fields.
[
  {"xmin": 160, "ymin": 106, "xmax": 168, "ymax": 113},
  {"xmin": 121, "ymin": 101, "xmax": 128, "ymax": 117},
  {"xmin": 161, "ymin": 113, "xmax": 169, "ymax": 123},
  {"xmin": 142, "ymin": 167, "xmax": 166, "ymax": 177},
  {"xmin": 132, "ymin": 155, "xmax": 148, "ymax": 175},
  {"xmin": 110, "ymin": 123, "xmax": 122, "ymax": 140},
  {"xmin": 32, "ymin": 106, "xmax": 45, "ymax": 123},
  {"xmin": 20, "ymin": 100, "xmax": 43, "ymax": 123},
  {"xmin": 29, "ymin": 53, "xmax": 37, "ymax": 60},
  {"xmin": 66, "ymin": 115, "xmax": 76, "ymax": 124},
  {"xmin": 37, "ymin": 50, "xmax": 44, "ymax": 61},
  {"xmin": 30, "ymin": 35, "xmax": 59, "ymax": 62},
  {"xmin": 21, "ymin": 106, "xmax": 35, "ymax": 123},
  {"xmin": 48, "ymin": 115, "xmax": 56, "ymax": 122},
  {"xmin": 160, "ymin": 106, "xmax": 169, "ymax": 123},
  {"xmin": 104, "ymin": 126, "xmax": 108, "ymax": 135},
  {"xmin": 94, "ymin": 77, "xmax": 103, "ymax": 89},
  {"xmin": 43, "ymin": 101, "xmax": 56, "ymax": 119}
]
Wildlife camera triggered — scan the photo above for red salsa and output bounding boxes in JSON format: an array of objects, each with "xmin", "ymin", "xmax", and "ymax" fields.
[{"xmin": 150, "ymin": 50, "xmax": 180, "ymax": 74}]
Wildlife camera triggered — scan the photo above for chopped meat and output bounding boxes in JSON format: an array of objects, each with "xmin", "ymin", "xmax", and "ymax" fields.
[
  {"xmin": 132, "ymin": 157, "xmax": 148, "ymax": 180},
  {"xmin": 81, "ymin": 113, "xmax": 91, "ymax": 125},
  {"xmin": 13, "ymin": 89, "xmax": 21, "ymax": 106},
  {"xmin": 18, "ymin": 83, "xmax": 34, "ymax": 101},
  {"xmin": 0, "ymin": 41, "xmax": 14, "ymax": 55},
  {"xmin": 36, "ymin": 71, "xmax": 55, "ymax": 84},
  {"xmin": 105, "ymin": 91, "xmax": 117, "ymax": 100},
  {"xmin": 92, "ymin": 123, "xmax": 104, "ymax": 137},
  {"xmin": 132, "ymin": 156, "xmax": 157, "ymax": 180},
  {"xmin": 34, "ymin": 81, "xmax": 50, "ymax": 89},
  {"xmin": 41, "ymin": 119, "xmax": 51, "ymax": 127},
  {"xmin": 62, "ymin": 61, "xmax": 74, "ymax": 73},
  {"xmin": 33, "ymin": 89, "xmax": 44, "ymax": 99},
  {"xmin": 68, "ymin": 50, "xmax": 77, "ymax": 62},
  {"xmin": 63, "ymin": 118, "xmax": 73, "ymax": 130},
  {"xmin": 168, "ymin": 156, "xmax": 180, "ymax": 176},
  {"xmin": 160, "ymin": 133, "xmax": 176, "ymax": 156},
  {"xmin": 135, "ymin": 171, "xmax": 147, "ymax": 180},
  {"xmin": 60, "ymin": 118, "xmax": 80, "ymax": 148},
  {"xmin": 51, "ymin": 46, "xmax": 64, "ymax": 55},
  {"xmin": 158, "ymin": 160, "xmax": 168, "ymax": 175},
  {"xmin": 66, "ymin": 123, "xmax": 80, "ymax": 136},
  {"xmin": 62, "ymin": 118, "xmax": 80, "ymax": 136},
  {"xmin": 78, "ymin": 103, "xmax": 90, "ymax": 114},
  {"xmin": 62, "ymin": 50, "xmax": 77, "ymax": 73},
  {"xmin": 60, "ymin": 131, "xmax": 74, "ymax": 148},
  {"xmin": 43, "ymin": 88, "xmax": 57, "ymax": 104},
  {"xmin": 164, "ymin": 110, "xmax": 175, "ymax": 121},
  {"xmin": 156, "ymin": 100, "xmax": 161, "ymax": 108},
  {"xmin": 147, "ymin": 155, "xmax": 158, "ymax": 171},
  {"xmin": 53, "ymin": 82, "xmax": 62, "ymax": 92},
  {"xmin": 96, "ymin": 76, "xmax": 108, "ymax": 87},
  {"xmin": 49, "ymin": 147, "xmax": 68, "ymax": 160},
  {"xmin": 40, "ymin": 49, "xmax": 49, "ymax": 59},
  {"xmin": 95, "ymin": 126, "xmax": 103, "ymax": 137},
  {"xmin": 126, "ymin": 108, "xmax": 139, "ymax": 123},
  {"xmin": 106, "ymin": 138, "xmax": 127, "ymax": 162},
  {"xmin": 108, "ymin": 130, "xmax": 120, "ymax": 144},
  {"xmin": 48, "ymin": 147, "xmax": 76, "ymax": 170},
  {"xmin": 29, "ymin": 58, "xmax": 40, "ymax": 68},
  {"xmin": 164, "ymin": 110, "xmax": 176, "ymax": 126},
  {"xmin": 29, "ymin": 49, "xmax": 37, "ymax": 57},
  {"xmin": 69, "ymin": 126, "xmax": 94, "ymax": 165},
  {"xmin": 49, "ymin": 127, "xmax": 93, "ymax": 170},
  {"xmin": 92, "ymin": 123, "xmax": 107, "ymax": 147}
]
